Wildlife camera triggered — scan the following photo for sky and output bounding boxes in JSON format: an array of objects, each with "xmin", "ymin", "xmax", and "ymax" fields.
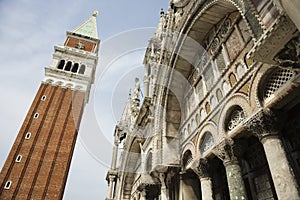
[{"xmin": 0, "ymin": 0, "xmax": 169, "ymax": 199}]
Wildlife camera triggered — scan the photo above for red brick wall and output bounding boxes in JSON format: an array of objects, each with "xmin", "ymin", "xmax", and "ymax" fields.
[
  {"xmin": 0, "ymin": 83, "xmax": 85, "ymax": 200},
  {"xmin": 64, "ymin": 37, "xmax": 96, "ymax": 53}
]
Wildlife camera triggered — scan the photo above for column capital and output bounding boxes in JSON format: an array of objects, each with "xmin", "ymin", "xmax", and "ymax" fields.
[
  {"xmin": 243, "ymin": 109, "xmax": 283, "ymax": 141},
  {"xmin": 192, "ymin": 158, "xmax": 210, "ymax": 179},
  {"xmin": 212, "ymin": 138, "xmax": 246, "ymax": 166}
]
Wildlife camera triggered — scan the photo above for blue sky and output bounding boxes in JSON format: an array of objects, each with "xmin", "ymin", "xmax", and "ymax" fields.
[{"xmin": 0, "ymin": 0, "xmax": 169, "ymax": 199}]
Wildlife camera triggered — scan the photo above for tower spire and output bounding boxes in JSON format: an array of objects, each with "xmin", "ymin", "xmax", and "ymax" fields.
[{"xmin": 72, "ymin": 11, "xmax": 99, "ymax": 39}]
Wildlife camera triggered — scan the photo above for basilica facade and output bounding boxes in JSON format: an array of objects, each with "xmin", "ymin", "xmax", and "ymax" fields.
[{"xmin": 106, "ymin": 0, "xmax": 300, "ymax": 199}]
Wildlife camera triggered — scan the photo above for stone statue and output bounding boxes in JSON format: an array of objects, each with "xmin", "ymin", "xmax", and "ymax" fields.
[{"xmin": 133, "ymin": 78, "xmax": 140, "ymax": 100}]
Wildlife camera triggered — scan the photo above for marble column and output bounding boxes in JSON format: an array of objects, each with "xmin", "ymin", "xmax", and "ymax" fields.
[
  {"xmin": 193, "ymin": 158, "xmax": 214, "ymax": 200},
  {"xmin": 244, "ymin": 109, "xmax": 300, "ymax": 199},
  {"xmin": 158, "ymin": 173, "xmax": 168, "ymax": 200},
  {"xmin": 213, "ymin": 138, "xmax": 248, "ymax": 200},
  {"xmin": 106, "ymin": 175, "xmax": 115, "ymax": 199}
]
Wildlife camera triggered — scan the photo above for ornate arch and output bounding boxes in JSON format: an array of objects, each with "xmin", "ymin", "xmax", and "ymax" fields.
[
  {"xmin": 181, "ymin": 141, "xmax": 196, "ymax": 159},
  {"xmin": 218, "ymin": 94, "xmax": 252, "ymax": 134},
  {"xmin": 196, "ymin": 122, "xmax": 218, "ymax": 156},
  {"xmin": 249, "ymin": 64, "xmax": 274, "ymax": 109}
]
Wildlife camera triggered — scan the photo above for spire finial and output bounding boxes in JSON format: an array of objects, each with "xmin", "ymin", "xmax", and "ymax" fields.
[
  {"xmin": 93, "ymin": 10, "xmax": 99, "ymax": 17},
  {"xmin": 160, "ymin": 8, "xmax": 165, "ymax": 16}
]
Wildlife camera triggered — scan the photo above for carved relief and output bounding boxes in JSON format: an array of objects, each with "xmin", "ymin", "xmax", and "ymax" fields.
[
  {"xmin": 226, "ymin": 108, "xmax": 246, "ymax": 131},
  {"xmin": 212, "ymin": 138, "xmax": 245, "ymax": 165},
  {"xmin": 243, "ymin": 109, "xmax": 281, "ymax": 140},
  {"xmin": 274, "ymin": 36, "xmax": 300, "ymax": 68},
  {"xmin": 192, "ymin": 158, "xmax": 210, "ymax": 178}
]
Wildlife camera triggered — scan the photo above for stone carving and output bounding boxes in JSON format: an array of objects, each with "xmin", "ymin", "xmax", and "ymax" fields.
[
  {"xmin": 220, "ymin": 19, "xmax": 231, "ymax": 37},
  {"xmin": 227, "ymin": 109, "xmax": 246, "ymax": 131},
  {"xmin": 192, "ymin": 158, "xmax": 210, "ymax": 178},
  {"xmin": 274, "ymin": 36, "xmax": 300, "ymax": 68},
  {"xmin": 210, "ymin": 37, "xmax": 220, "ymax": 54},
  {"xmin": 133, "ymin": 77, "xmax": 141, "ymax": 100},
  {"xmin": 243, "ymin": 109, "xmax": 282, "ymax": 141},
  {"xmin": 212, "ymin": 138, "xmax": 246, "ymax": 165}
]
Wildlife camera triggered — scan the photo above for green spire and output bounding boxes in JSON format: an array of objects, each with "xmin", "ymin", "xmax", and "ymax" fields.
[{"xmin": 72, "ymin": 11, "xmax": 99, "ymax": 39}]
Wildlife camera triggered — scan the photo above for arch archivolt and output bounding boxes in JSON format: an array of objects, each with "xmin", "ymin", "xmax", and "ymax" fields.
[
  {"xmin": 218, "ymin": 94, "xmax": 252, "ymax": 134},
  {"xmin": 181, "ymin": 141, "xmax": 196, "ymax": 160}
]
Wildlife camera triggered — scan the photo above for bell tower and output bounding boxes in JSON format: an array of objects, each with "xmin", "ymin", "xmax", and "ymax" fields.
[{"xmin": 0, "ymin": 12, "xmax": 100, "ymax": 199}]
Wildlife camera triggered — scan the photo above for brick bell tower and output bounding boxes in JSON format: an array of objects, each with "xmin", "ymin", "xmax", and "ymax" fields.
[{"xmin": 0, "ymin": 11, "xmax": 100, "ymax": 199}]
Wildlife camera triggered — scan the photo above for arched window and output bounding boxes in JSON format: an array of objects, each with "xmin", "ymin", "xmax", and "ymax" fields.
[
  {"xmin": 263, "ymin": 68, "xmax": 296, "ymax": 101},
  {"xmin": 64, "ymin": 61, "xmax": 72, "ymax": 71},
  {"xmin": 200, "ymin": 132, "xmax": 214, "ymax": 154},
  {"xmin": 71, "ymin": 63, "xmax": 79, "ymax": 73},
  {"xmin": 182, "ymin": 150, "xmax": 193, "ymax": 169},
  {"xmin": 25, "ymin": 132, "xmax": 31, "ymax": 139},
  {"xmin": 226, "ymin": 107, "xmax": 246, "ymax": 131},
  {"xmin": 79, "ymin": 64, "xmax": 86, "ymax": 74},
  {"xmin": 4, "ymin": 181, "xmax": 11, "ymax": 189},
  {"xmin": 16, "ymin": 155, "xmax": 22, "ymax": 162},
  {"xmin": 57, "ymin": 60, "xmax": 65, "ymax": 70}
]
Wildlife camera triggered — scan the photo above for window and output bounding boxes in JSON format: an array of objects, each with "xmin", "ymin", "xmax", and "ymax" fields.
[
  {"xmin": 71, "ymin": 63, "xmax": 79, "ymax": 73},
  {"xmin": 57, "ymin": 60, "xmax": 65, "ymax": 70},
  {"xmin": 34, "ymin": 113, "xmax": 39, "ymax": 119},
  {"xmin": 41, "ymin": 95, "xmax": 46, "ymax": 101},
  {"xmin": 4, "ymin": 181, "xmax": 11, "ymax": 189},
  {"xmin": 16, "ymin": 155, "xmax": 22, "ymax": 162},
  {"xmin": 78, "ymin": 64, "xmax": 86, "ymax": 74},
  {"xmin": 64, "ymin": 61, "xmax": 72, "ymax": 71},
  {"xmin": 25, "ymin": 132, "xmax": 31, "ymax": 139}
]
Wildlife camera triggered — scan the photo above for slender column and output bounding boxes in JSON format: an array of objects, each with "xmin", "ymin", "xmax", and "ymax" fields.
[
  {"xmin": 179, "ymin": 172, "xmax": 184, "ymax": 200},
  {"xmin": 221, "ymin": 44, "xmax": 230, "ymax": 67},
  {"xmin": 193, "ymin": 158, "xmax": 213, "ymax": 200},
  {"xmin": 158, "ymin": 172, "xmax": 168, "ymax": 200},
  {"xmin": 244, "ymin": 109, "xmax": 300, "ymax": 199},
  {"xmin": 106, "ymin": 176, "xmax": 115, "ymax": 199},
  {"xmin": 213, "ymin": 138, "xmax": 248, "ymax": 200}
]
